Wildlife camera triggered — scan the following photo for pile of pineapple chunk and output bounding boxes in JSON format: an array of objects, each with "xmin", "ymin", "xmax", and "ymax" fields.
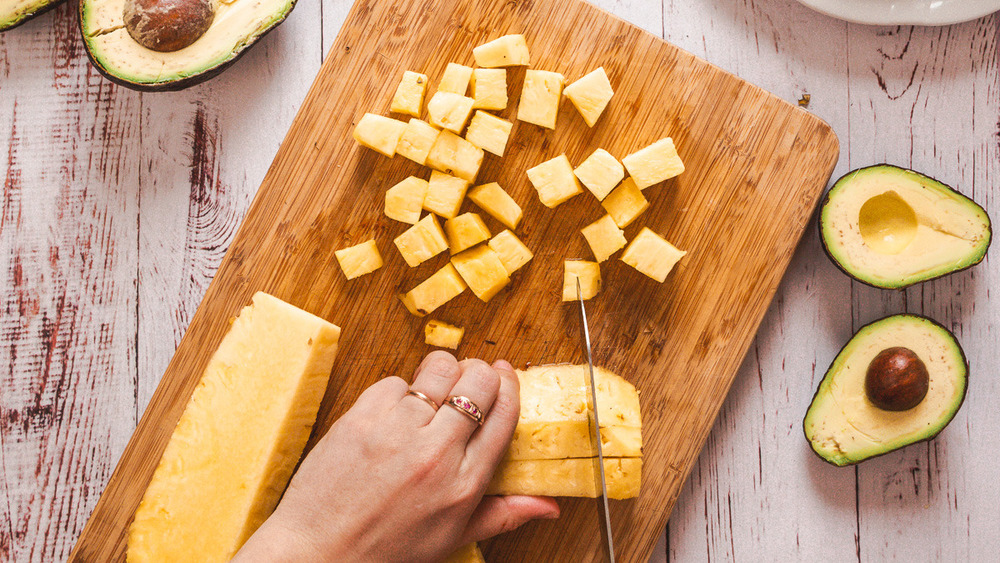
[{"xmin": 341, "ymin": 34, "xmax": 688, "ymax": 349}]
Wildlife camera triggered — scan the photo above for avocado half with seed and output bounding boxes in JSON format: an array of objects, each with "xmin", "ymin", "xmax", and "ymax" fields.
[
  {"xmin": 820, "ymin": 164, "xmax": 991, "ymax": 289},
  {"xmin": 1, "ymin": 0, "xmax": 65, "ymax": 32},
  {"xmin": 804, "ymin": 314, "xmax": 968, "ymax": 467},
  {"xmin": 80, "ymin": 0, "xmax": 296, "ymax": 91}
]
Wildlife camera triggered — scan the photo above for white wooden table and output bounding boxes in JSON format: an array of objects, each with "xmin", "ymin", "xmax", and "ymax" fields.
[{"xmin": 2, "ymin": 0, "xmax": 998, "ymax": 560}]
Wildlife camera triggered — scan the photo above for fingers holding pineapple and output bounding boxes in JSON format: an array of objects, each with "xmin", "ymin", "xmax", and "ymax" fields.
[
  {"xmin": 434, "ymin": 358, "xmax": 502, "ymax": 438},
  {"xmin": 397, "ymin": 350, "xmax": 463, "ymax": 423}
]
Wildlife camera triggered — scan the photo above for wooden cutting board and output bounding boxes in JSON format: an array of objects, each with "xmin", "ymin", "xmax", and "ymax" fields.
[{"xmin": 72, "ymin": 0, "xmax": 838, "ymax": 560}]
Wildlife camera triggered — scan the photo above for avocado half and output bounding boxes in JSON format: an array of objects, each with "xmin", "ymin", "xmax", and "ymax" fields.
[
  {"xmin": 804, "ymin": 314, "xmax": 968, "ymax": 466},
  {"xmin": 79, "ymin": 0, "xmax": 296, "ymax": 91},
  {"xmin": 820, "ymin": 164, "xmax": 991, "ymax": 289},
  {"xmin": 1, "ymin": 0, "xmax": 64, "ymax": 32}
]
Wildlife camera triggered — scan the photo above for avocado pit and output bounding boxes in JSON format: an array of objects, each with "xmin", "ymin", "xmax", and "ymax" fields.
[
  {"xmin": 864, "ymin": 346, "xmax": 929, "ymax": 411},
  {"xmin": 123, "ymin": 0, "xmax": 215, "ymax": 52},
  {"xmin": 858, "ymin": 191, "xmax": 918, "ymax": 255}
]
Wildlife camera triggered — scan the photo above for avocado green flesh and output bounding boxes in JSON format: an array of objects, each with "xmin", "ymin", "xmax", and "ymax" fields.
[
  {"xmin": 804, "ymin": 315, "xmax": 967, "ymax": 466},
  {"xmin": 820, "ymin": 165, "xmax": 991, "ymax": 289},
  {"xmin": 1, "ymin": 0, "xmax": 63, "ymax": 31},
  {"xmin": 81, "ymin": 0, "xmax": 293, "ymax": 88}
]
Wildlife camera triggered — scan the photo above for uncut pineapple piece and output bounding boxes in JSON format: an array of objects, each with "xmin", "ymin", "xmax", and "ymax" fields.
[
  {"xmin": 465, "ymin": 111, "xmax": 513, "ymax": 157},
  {"xmin": 517, "ymin": 70, "xmax": 564, "ymax": 129},
  {"xmin": 526, "ymin": 154, "xmax": 583, "ymax": 208},
  {"xmin": 390, "ymin": 71, "xmax": 428, "ymax": 117},
  {"xmin": 426, "ymin": 131, "xmax": 484, "ymax": 183},
  {"xmin": 438, "ymin": 63, "xmax": 474, "ymax": 95},
  {"xmin": 468, "ymin": 182, "xmax": 521, "ymax": 229},
  {"xmin": 473, "ymin": 34, "xmax": 530, "ymax": 67},
  {"xmin": 399, "ymin": 263, "xmax": 467, "ymax": 317},
  {"xmin": 424, "ymin": 170, "xmax": 470, "ymax": 219},
  {"xmin": 426, "ymin": 91, "xmax": 475, "ymax": 134},
  {"xmin": 581, "ymin": 214, "xmax": 627, "ymax": 262},
  {"xmin": 443, "ymin": 543, "xmax": 485, "ymax": 563},
  {"xmin": 471, "ymin": 69, "xmax": 508, "ymax": 110},
  {"xmin": 393, "ymin": 214, "xmax": 449, "ymax": 267},
  {"xmin": 574, "ymin": 148, "xmax": 624, "ymax": 201},
  {"xmin": 353, "ymin": 113, "xmax": 407, "ymax": 157},
  {"xmin": 621, "ymin": 227, "xmax": 687, "ymax": 282},
  {"xmin": 395, "ymin": 119, "xmax": 440, "ymax": 166},
  {"xmin": 622, "ymin": 137, "xmax": 685, "ymax": 189},
  {"xmin": 562, "ymin": 260, "xmax": 600, "ymax": 301},
  {"xmin": 451, "ymin": 245, "xmax": 511, "ymax": 302},
  {"xmin": 488, "ymin": 230, "xmax": 533, "ymax": 274},
  {"xmin": 445, "ymin": 212, "xmax": 491, "ymax": 254},
  {"xmin": 424, "ymin": 320, "xmax": 465, "ymax": 349},
  {"xmin": 334, "ymin": 240, "xmax": 383, "ymax": 280},
  {"xmin": 562, "ymin": 67, "xmax": 614, "ymax": 127},
  {"xmin": 601, "ymin": 177, "xmax": 649, "ymax": 228},
  {"xmin": 384, "ymin": 176, "xmax": 429, "ymax": 224}
]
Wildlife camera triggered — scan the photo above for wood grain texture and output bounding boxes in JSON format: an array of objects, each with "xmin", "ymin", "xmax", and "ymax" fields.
[{"xmin": 69, "ymin": 0, "xmax": 837, "ymax": 560}]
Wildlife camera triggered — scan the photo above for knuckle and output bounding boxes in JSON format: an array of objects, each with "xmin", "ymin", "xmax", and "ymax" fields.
[
  {"xmin": 418, "ymin": 352, "xmax": 461, "ymax": 382},
  {"xmin": 459, "ymin": 360, "xmax": 500, "ymax": 392}
]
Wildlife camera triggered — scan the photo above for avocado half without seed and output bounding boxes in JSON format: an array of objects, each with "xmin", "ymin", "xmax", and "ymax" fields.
[
  {"xmin": 804, "ymin": 314, "xmax": 968, "ymax": 466},
  {"xmin": 1, "ymin": 0, "xmax": 65, "ymax": 32},
  {"xmin": 820, "ymin": 165, "xmax": 991, "ymax": 289},
  {"xmin": 80, "ymin": 0, "xmax": 295, "ymax": 90}
]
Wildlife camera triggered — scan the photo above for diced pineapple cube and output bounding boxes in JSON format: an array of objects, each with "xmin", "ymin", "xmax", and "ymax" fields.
[
  {"xmin": 396, "ymin": 119, "xmax": 440, "ymax": 166},
  {"xmin": 424, "ymin": 320, "xmax": 465, "ymax": 349},
  {"xmin": 426, "ymin": 91, "xmax": 475, "ymax": 134},
  {"xmin": 471, "ymin": 69, "xmax": 508, "ymax": 110},
  {"xmin": 384, "ymin": 176, "xmax": 429, "ymax": 224},
  {"xmin": 468, "ymin": 182, "xmax": 521, "ymax": 229},
  {"xmin": 451, "ymin": 245, "xmax": 510, "ymax": 302},
  {"xmin": 438, "ymin": 63, "xmax": 474, "ymax": 95},
  {"xmin": 601, "ymin": 177, "xmax": 649, "ymax": 228},
  {"xmin": 445, "ymin": 213, "xmax": 491, "ymax": 254},
  {"xmin": 424, "ymin": 170, "xmax": 470, "ymax": 219},
  {"xmin": 562, "ymin": 260, "xmax": 601, "ymax": 301},
  {"xmin": 399, "ymin": 263, "xmax": 467, "ymax": 316},
  {"xmin": 563, "ymin": 67, "xmax": 614, "ymax": 127},
  {"xmin": 334, "ymin": 239, "xmax": 383, "ymax": 280},
  {"xmin": 393, "ymin": 214, "xmax": 449, "ymax": 267},
  {"xmin": 488, "ymin": 230, "xmax": 533, "ymax": 274},
  {"xmin": 574, "ymin": 148, "xmax": 624, "ymax": 200},
  {"xmin": 517, "ymin": 70, "xmax": 564, "ymax": 129},
  {"xmin": 390, "ymin": 71, "xmax": 428, "ymax": 117},
  {"xmin": 473, "ymin": 34, "xmax": 530, "ymax": 67},
  {"xmin": 526, "ymin": 154, "xmax": 583, "ymax": 208},
  {"xmin": 353, "ymin": 113, "xmax": 407, "ymax": 157},
  {"xmin": 465, "ymin": 111, "xmax": 513, "ymax": 157},
  {"xmin": 426, "ymin": 131, "xmax": 484, "ymax": 183},
  {"xmin": 581, "ymin": 214, "xmax": 627, "ymax": 262},
  {"xmin": 621, "ymin": 227, "xmax": 687, "ymax": 282},
  {"xmin": 622, "ymin": 137, "xmax": 685, "ymax": 189}
]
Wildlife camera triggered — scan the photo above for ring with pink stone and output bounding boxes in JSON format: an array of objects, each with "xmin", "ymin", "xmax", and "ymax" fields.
[{"xmin": 444, "ymin": 395, "xmax": 484, "ymax": 426}]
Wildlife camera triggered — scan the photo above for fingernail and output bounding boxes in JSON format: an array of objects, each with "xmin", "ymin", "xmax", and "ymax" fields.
[{"xmin": 493, "ymin": 359, "xmax": 514, "ymax": 372}]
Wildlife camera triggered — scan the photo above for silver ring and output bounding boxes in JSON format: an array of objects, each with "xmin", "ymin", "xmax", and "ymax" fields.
[
  {"xmin": 444, "ymin": 395, "xmax": 484, "ymax": 426},
  {"xmin": 405, "ymin": 390, "xmax": 439, "ymax": 411}
]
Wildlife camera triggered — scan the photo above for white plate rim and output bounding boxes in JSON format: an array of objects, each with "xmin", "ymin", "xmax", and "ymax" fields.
[{"xmin": 796, "ymin": 0, "xmax": 1000, "ymax": 25}]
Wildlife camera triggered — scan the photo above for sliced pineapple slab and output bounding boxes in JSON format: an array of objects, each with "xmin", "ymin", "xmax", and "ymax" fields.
[
  {"xmin": 623, "ymin": 137, "xmax": 685, "ymax": 189},
  {"xmin": 488, "ymin": 230, "xmax": 533, "ymax": 274},
  {"xmin": 390, "ymin": 71, "xmax": 428, "ymax": 117},
  {"xmin": 563, "ymin": 260, "xmax": 601, "ymax": 301},
  {"xmin": 399, "ymin": 263, "xmax": 468, "ymax": 317},
  {"xmin": 574, "ymin": 148, "xmax": 624, "ymax": 201},
  {"xmin": 426, "ymin": 91, "xmax": 476, "ymax": 134},
  {"xmin": 468, "ymin": 182, "xmax": 522, "ymax": 230},
  {"xmin": 602, "ymin": 177, "xmax": 649, "ymax": 228},
  {"xmin": 621, "ymin": 227, "xmax": 686, "ymax": 282},
  {"xmin": 424, "ymin": 320, "xmax": 465, "ymax": 349},
  {"xmin": 517, "ymin": 70, "xmax": 564, "ymax": 130},
  {"xmin": 385, "ymin": 176, "xmax": 429, "ymax": 225},
  {"xmin": 424, "ymin": 170, "xmax": 470, "ymax": 219},
  {"xmin": 438, "ymin": 63, "xmax": 474, "ymax": 95},
  {"xmin": 581, "ymin": 214, "xmax": 627, "ymax": 262},
  {"xmin": 471, "ymin": 69, "xmax": 508, "ymax": 110},
  {"xmin": 396, "ymin": 119, "xmax": 440, "ymax": 166},
  {"xmin": 527, "ymin": 154, "xmax": 583, "ymax": 208},
  {"xmin": 465, "ymin": 111, "xmax": 513, "ymax": 157},
  {"xmin": 445, "ymin": 213, "xmax": 491, "ymax": 254},
  {"xmin": 473, "ymin": 34, "xmax": 530, "ymax": 67},
  {"xmin": 426, "ymin": 131, "xmax": 484, "ymax": 183},
  {"xmin": 563, "ymin": 67, "xmax": 614, "ymax": 127},
  {"xmin": 452, "ymin": 245, "xmax": 511, "ymax": 302},
  {"xmin": 353, "ymin": 113, "xmax": 407, "ymax": 157},
  {"xmin": 393, "ymin": 214, "xmax": 449, "ymax": 267},
  {"xmin": 335, "ymin": 240, "xmax": 383, "ymax": 280}
]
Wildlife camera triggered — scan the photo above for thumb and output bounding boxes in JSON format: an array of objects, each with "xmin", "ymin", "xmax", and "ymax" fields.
[{"xmin": 460, "ymin": 495, "xmax": 560, "ymax": 543}]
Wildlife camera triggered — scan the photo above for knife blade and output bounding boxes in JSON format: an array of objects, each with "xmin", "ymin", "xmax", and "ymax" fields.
[{"xmin": 577, "ymin": 279, "xmax": 615, "ymax": 562}]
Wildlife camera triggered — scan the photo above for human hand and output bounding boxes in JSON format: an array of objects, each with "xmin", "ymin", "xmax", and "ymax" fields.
[{"xmin": 235, "ymin": 351, "xmax": 560, "ymax": 562}]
